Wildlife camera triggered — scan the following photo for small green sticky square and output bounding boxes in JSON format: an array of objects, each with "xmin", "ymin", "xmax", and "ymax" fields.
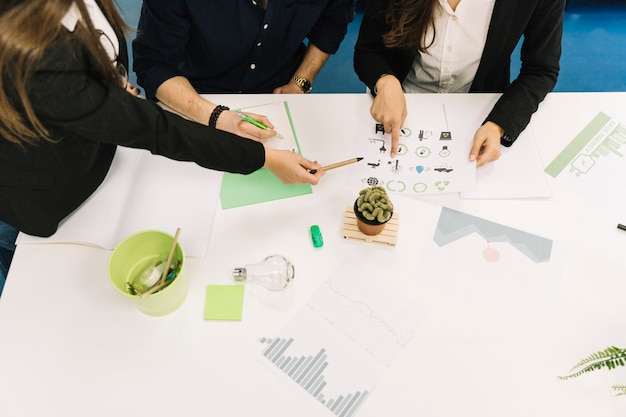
[{"xmin": 204, "ymin": 285, "xmax": 245, "ymax": 321}]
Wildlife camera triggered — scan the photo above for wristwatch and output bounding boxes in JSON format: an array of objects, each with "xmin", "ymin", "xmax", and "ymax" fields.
[{"xmin": 290, "ymin": 75, "xmax": 312, "ymax": 93}]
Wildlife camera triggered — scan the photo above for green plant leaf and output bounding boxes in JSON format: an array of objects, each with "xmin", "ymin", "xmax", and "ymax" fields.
[{"xmin": 558, "ymin": 346, "xmax": 626, "ymax": 380}]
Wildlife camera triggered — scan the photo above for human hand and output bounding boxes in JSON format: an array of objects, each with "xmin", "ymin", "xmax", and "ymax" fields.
[
  {"xmin": 272, "ymin": 83, "xmax": 304, "ymax": 94},
  {"xmin": 216, "ymin": 111, "xmax": 279, "ymax": 142},
  {"xmin": 263, "ymin": 148, "xmax": 324, "ymax": 185},
  {"xmin": 469, "ymin": 121, "xmax": 503, "ymax": 167},
  {"xmin": 370, "ymin": 75, "xmax": 406, "ymax": 157}
]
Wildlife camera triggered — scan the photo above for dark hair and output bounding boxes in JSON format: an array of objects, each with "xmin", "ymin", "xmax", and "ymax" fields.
[
  {"xmin": 0, "ymin": 0, "xmax": 128, "ymax": 145},
  {"xmin": 382, "ymin": 0, "xmax": 438, "ymax": 53}
]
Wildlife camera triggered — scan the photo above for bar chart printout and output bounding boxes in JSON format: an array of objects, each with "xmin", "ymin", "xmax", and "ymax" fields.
[{"xmin": 259, "ymin": 258, "xmax": 425, "ymax": 417}]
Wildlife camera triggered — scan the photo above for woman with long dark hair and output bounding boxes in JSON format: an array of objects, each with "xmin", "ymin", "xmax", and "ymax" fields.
[
  {"xmin": 354, "ymin": 0, "xmax": 565, "ymax": 166},
  {"xmin": 0, "ymin": 0, "xmax": 323, "ymax": 293}
]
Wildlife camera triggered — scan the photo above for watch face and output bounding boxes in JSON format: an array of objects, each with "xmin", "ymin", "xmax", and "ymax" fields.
[{"xmin": 302, "ymin": 80, "xmax": 312, "ymax": 93}]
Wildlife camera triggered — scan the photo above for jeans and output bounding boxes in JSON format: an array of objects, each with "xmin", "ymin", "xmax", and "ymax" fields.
[{"xmin": 0, "ymin": 220, "xmax": 19, "ymax": 297}]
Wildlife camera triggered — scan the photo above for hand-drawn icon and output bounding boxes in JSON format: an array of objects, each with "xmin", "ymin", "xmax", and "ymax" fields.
[
  {"xmin": 400, "ymin": 128, "xmax": 412, "ymax": 137},
  {"xmin": 440, "ymin": 131, "xmax": 452, "ymax": 140},
  {"xmin": 416, "ymin": 146, "xmax": 431, "ymax": 158},
  {"xmin": 418, "ymin": 130, "xmax": 432, "ymax": 140},
  {"xmin": 368, "ymin": 159, "xmax": 381, "ymax": 168},
  {"xmin": 397, "ymin": 144, "xmax": 408, "ymax": 155},
  {"xmin": 439, "ymin": 146, "xmax": 450, "ymax": 157},
  {"xmin": 375, "ymin": 123, "xmax": 385, "ymax": 134},
  {"xmin": 415, "ymin": 165, "xmax": 425, "ymax": 174},
  {"xmin": 387, "ymin": 180, "xmax": 406, "ymax": 192},
  {"xmin": 413, "ymin": 182, "xmax": 428, "ymax": 193},
  {"xmin": 388, "ymin": 160, "xmax": 401, "ymax": 174},
  {"xmin": 366, "ymin": 177, "xmax": 379, "ymax": 186},
  {"xmin": 434, "ymin": 164, "xmax": 453, "ymax": 173},
  {"xmin": 369, "ymin": 138, "xmax": 387, "ymax": 153},
  {"xmin": 434, "ymin": 181, "xmax": 449, "ymax": 191}
]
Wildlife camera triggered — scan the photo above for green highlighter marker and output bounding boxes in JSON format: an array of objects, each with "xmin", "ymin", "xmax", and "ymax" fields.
[{"xmin": 310, "ymin": 225, "xmax": 323, "ymax": 248}]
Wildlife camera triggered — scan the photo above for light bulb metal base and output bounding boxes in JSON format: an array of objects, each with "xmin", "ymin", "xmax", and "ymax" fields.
[{"xmin": 232, "ymin": 255, "xmax": 294, "ymax": 291}]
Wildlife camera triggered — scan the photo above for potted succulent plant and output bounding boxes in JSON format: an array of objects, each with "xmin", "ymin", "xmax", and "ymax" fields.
[
  {"xmin": 559, "ymin": 346, "xmax": 626, "ymax": 396},
  {"xmin": 353, "ymin": 186, "xmax": 394, "ymax": 236}
]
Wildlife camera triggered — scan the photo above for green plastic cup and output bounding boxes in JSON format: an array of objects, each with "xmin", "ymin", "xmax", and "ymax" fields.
[{"xmin": 108, "ymin": 230, "xmax": 187, "ymax": 316}]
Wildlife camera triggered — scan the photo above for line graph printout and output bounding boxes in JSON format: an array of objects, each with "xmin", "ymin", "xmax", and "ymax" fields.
[
  {"xmin": 545, "ymin": 112, "xmax": 626, "ymax": 218},
  {"xmin": 429, "ymin": 207, "xmax": 563, "ymax": 302},
  {"xmin": 259, "ymin": 259, "xmax": 425, "ymax": 417},
  {"xmin": 348, "ymin": 104, "xmax": 476, "ymax": 195}
]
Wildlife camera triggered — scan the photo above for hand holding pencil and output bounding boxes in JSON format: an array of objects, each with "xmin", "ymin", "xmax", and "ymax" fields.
[{"xmin": 309, "ymin": 157, "xmax": 363, "ymax": 174}]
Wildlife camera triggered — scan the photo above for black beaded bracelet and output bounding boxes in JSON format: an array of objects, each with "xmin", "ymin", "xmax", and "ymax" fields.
[{"xmin": 208, "ymin": 105, "xmax": 229, "ymax": 128}]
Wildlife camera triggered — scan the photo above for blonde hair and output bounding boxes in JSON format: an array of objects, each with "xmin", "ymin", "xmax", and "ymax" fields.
[{"xmin": 0, "ymin": 0, "xmax": 128, "ymax": 145}]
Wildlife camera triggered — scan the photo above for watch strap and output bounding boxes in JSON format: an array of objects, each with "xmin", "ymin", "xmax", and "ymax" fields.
[{"xmin": 290, "ymin": 75, "xmax": 312, "ymax": 93}]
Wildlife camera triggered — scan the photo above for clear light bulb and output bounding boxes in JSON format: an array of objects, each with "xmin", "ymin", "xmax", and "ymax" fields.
[{"xmin": 233, "ymin": 255, "xmax": 294, "ymax": 291}]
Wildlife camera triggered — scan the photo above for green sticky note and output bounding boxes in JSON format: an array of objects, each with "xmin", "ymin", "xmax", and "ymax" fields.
[
  {"xmin": 220, "ymin": 169, "xmax": 312, "ymax": 209},
  {"xmin": 204, "ymin": 285, "xmax": 245, "ymax": 321}
]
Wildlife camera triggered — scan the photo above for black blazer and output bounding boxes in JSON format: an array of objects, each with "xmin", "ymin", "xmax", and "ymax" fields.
[
  {"xmin": 0, "ymin": 29, "xmax": 264, "ymax": 237},
  {"xmin": 354, "ymin": 0, "xmax": 566, "ymax": 144}
]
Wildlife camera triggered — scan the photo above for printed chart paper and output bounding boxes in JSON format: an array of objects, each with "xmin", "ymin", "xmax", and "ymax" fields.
[
  {"xmin": 259, "ymin": 258, "xmax": 425, "ymax": 417},
  {"xmin": 220, "ymin": 101, "xmax": 312, "ymax": 209},
  {"xmin": 428, "ymin": 207, "xmax": 563, "ymax": 303},
  {"xmin": 349, "ymin": 103, "xmax": 476, "ymax": 195},
  {"xmin": 545, "ymin": 112, "xmax": 626, "ymax": 218}
]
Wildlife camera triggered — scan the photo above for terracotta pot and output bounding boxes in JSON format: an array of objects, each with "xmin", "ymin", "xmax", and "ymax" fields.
[{"xmin": 353, "ymin": 201, "xmax": 393, "ymax": 236}]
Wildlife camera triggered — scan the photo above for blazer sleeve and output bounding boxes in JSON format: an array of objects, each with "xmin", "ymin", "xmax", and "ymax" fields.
[
  {"xmin": 28, "ymin": 40, "xmax": 265, "ymax": 175},
  {"xmin": 353, "ymin": 0, "xmax": 413, "ymax": 94},
  {"xmin": 486, "ymin": 0, "xmax": 565, "ymax": 145}
]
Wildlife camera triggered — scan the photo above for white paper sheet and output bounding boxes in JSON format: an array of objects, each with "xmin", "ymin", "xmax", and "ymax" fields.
[
  {"xmin": 17, "ymin": 147, "xmax": 221, "ymax": 257},
  {"xmin": 349, "ymin": 100, "xmax": 476, "ymax": 195},
  {"xmin": 446, "ymin": 96, "xmax": 552, "ymax": 199}
]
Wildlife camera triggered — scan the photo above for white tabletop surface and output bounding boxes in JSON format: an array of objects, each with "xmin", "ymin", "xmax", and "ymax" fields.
[{"xmin": 1, "ymin": 92, "xmax": 626, "ymax": 417}]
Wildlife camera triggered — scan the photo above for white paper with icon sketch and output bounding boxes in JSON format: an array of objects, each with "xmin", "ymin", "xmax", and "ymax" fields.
[
  {"xmin": 236, "ymin": 101, "xmax": 299, "ymax": 152},
  {"xmin": 16, "ymin": 147, "xmax": 220, "ymax": 257},
  {"xmin": 348, "ymin": 102, "xmax": 476, "ymax": 195},
  {"xmin": 445, "ymin": 95, "xmax": 552, "ymax": 199}
]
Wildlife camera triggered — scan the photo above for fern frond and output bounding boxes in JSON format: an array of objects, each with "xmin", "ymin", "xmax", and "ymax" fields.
[{"xmin": 558, "ymin": 346, "xmax": 626, "ymax": 381}]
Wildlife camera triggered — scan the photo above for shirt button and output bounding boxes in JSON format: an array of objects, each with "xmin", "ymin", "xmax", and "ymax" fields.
[
  {"xmin": 263, "ymin": 23, "xmax": 269, "ymax": 30},
  {"xmin": 447, "ymin": 45, "xmax": 453, "ymax": 52},
  {"xmin": 250, "ymin": 63, "xmax": 256, "ymax": 70},
  {"xmin": 257, "ymin": 42, "xmax": 262, "ymax": 47},
  {"xmin": 252, "ymin": 0, "xmax": 257, "ymax": 4},
  {"xmin": 452, "ymin": 16, "xmax": 458, "ymax": 21}
]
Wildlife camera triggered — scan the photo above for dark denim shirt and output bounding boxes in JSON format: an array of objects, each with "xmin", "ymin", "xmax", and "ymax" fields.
[{"xmin": 133, "ymin": 0, "xmax": 355, "ymax": 99}]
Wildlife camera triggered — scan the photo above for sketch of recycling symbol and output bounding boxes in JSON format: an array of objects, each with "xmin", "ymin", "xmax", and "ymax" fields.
[{"xmin": 435, "ymin": 181, "xmax": 449, "ymax": 191}]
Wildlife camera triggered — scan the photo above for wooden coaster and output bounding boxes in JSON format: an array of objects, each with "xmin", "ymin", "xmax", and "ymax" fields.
[{"xmin": 342, "ymin": 206, "xmax": 399, "ymax": 246}]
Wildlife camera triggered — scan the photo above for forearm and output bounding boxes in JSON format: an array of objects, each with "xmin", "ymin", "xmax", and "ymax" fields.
[
  {"xmin": 155, "ymin": 76, "xmax": 216, "ymax": 125},
  {"xmin": 293, "ymin": 43, "xmax": 329, "ymax": 82}
]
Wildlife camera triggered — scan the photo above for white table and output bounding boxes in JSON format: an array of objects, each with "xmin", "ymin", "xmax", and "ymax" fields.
[{"xmin": 1, "ymin": 93, "xmax": 626, "ymax": 417}]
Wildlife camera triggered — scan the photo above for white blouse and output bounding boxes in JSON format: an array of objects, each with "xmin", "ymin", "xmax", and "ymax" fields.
[
  {"xmin": 61, "ymin": 0, "xmax": 120, "ymax": 62},
  {"xmin": 403, "ymin": 0, "xmax": 496, "ymax": 94}
]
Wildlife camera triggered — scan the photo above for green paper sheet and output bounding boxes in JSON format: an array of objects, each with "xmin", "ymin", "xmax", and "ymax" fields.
[
  {"xmin": 220, "ymin": 101, "xmax": 313, "ymax": 209},
  {"xmin": 204, "ymin": 285, "xmax": 245, "ymax": 321},
  {"xmin": 220, "ymin": 169, "xmax": 312, "ymax": 209}
]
